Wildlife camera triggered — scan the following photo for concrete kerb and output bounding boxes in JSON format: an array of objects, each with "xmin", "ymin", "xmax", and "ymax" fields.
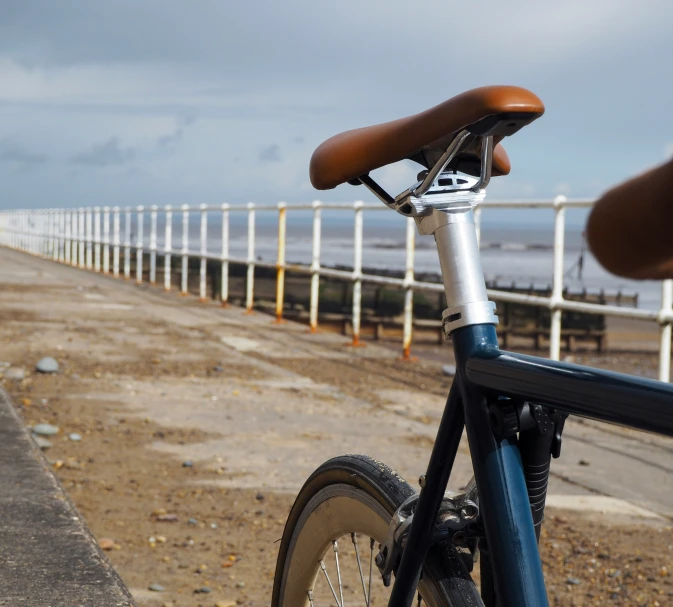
[{"xmin": 0, "ymin": 388, "xmax": 136, "ymax": 606}]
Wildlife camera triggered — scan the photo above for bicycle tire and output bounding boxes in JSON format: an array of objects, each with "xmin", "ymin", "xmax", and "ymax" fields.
[{"xmin": 272, "ymin": 454, "xmax": 483, "ymax": 606}]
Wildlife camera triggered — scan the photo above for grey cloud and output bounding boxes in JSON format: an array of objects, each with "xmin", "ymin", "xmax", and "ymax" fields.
[
  {"xmin": 3, "ymin": 0, "xmax": 670, "ymax": 95},
  {"xmin": 0, "ymin": 141, "xmax": 47, "ymax": 168},
  {"xmin": 293, "ymin": 136, "xmax": 305, "ymax": 144},
  {"xmin": 158, "ymin": 115, "xmax": 196, "ymax": 147},
  {"xmin": 259, "ymin": 144, "xmax": 282, "ymax": 163},
  {"xmin": 72, "ymin": 138, "xmax": 135, "ymax": 166}
]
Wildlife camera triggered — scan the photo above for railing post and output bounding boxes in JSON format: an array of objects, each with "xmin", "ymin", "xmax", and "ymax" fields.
[
  {"xmin": 221, "ymin": 203, "xmax": 229, "ymax": 306},
  {"xmin": 62, "ymin": 210, "xmax": 68, "ymax": 262},
  {"xmin": 164, "ymin": 206, "xmax": 172, "ymax": 290},
  {"xmin": 309, "ymin": 200, "xmax": 322, "ymax": 333},
  {"xmin": 45, "ymin": 211, "xmax": 50, "ymax": 256},
  {"xmin": 658, "ymin": 280, "xmax": 673, "ymax": 382},
  {"xmin": 94, "ymin": 207, "xmax": 101, "ymax": 271},
  {"xmin": 27, "ymin": 212, "xmax": 32, "ymax": 254},
  {"xmin": 66, "ymin": 209, "xmax": 75, "ymax": 265},
  {"xmin": 275, "ymin": 202, "xmax": 287, "ymax": 322},
  {"xmin": 199, "ymin": 204, "xmax": 207, "ymax": 301},
  {"xmin": 402, "ymin": 216, "xmax": 416, "ymax": 359},
  {"xmin": 549, "ymin": 195, "xmax": 566, "ymax": 360},
  {"xmin": 42, "ymin": 211, "xmax": 48, "ymax": 256},
  {"xmin": 124, "ymin": 208, "xmax": 132, "ymax": 279},
  {"xmin": 245, "ymin": 202, "xmax": 255, "ymax": 313},
  {"xmin": 50, "ymin": 210, "xmax": 57, "ymax": 260},
  {"xmin": 58, "ymin": 210, "xmax": 65, "ymax": 262},
  {"xmin": 55, "ymin": 210, "xmax": 60, "ymax": 260},
  {"xmin": 45, "ymin": 211, "xmax": 49, "ymax": 256},
  {"xmin": 113, "ymin": 206, "xmax": 120, "ymax": 277},
  {"xmin": 42, "ymin": 210, "xmax": 47, "ymax": 256},
  {"xmin": 56, "ymin": 209, "xmax": 62, "ymax": 260},
  {"xmin": 78, "ymin": 208, "xmax": 85, "ymax": 268},
  {"xmin": 29, "ymin": 211, "xmax": 34, "ymax": 255},
  {"xmin": 69, "ymin": 210, "xmax": 76, "ymax": 264},
  {"xmin": 103, "ymin": 207, "xmax": 110, "ymax": 274},
  {"xmin": 39, "ymin": 211, "xmax": 44, "ymax": 255},
  {"xmin": 103, "ymin": 206, "xmax": 110, "ymax": 274},
  {"xmin": 65, "ymin": 210, "xmax": 71, "ymax": 264},
  {"xmin": 66, "ymin": 210, "xmax": 71, "ymax": 260},
  {"xmin": 28, "ymin": 212, "xmax": 33, "ymax": 254},
  {"xmin": 136, "ymin": 206, "xmax": 144, "ymax": 284},
  {"xmin": 352, "ymin": 200, "xmax": 364, "ymax": 346},
  {"xmin": 86, "ymin": 207, "xmax": 93, "ymax": 269},
  {"xmin": 181, "ymin": 204, "xmax": 189, "ymax": 295},
  {"xmin": 40, "ymin": 211, "xmax": 44, "ymax": 255},
  {"xmin": 150, "ymin": 204, "xmax": 158, "ymax": 285}
]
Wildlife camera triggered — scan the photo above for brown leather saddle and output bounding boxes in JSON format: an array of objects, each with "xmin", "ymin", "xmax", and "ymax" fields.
[{"xmin": 310, "ymin": 85, "xmax": 544, "ymax": 191}]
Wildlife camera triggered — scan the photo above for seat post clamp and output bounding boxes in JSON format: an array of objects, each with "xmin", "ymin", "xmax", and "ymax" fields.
[{"xmin": 442, "ymin": 301, "xmax": 498, "ymax": 338}]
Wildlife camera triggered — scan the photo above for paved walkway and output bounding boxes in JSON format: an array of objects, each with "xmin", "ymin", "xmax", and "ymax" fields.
[{"xmin": 1, "ymin": 247, "xmax": 671, "ymax": 521}]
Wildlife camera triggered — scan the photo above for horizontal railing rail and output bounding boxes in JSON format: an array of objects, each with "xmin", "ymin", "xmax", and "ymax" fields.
[{"xmin": 0, "ymin": 198, "xmax": 671, "ymax": 381}]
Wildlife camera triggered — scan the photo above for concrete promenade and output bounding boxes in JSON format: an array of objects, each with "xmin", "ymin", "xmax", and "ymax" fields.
[
  {"xmin": 0, "ymin": 246, "xmax": 671, "ymax": 604},
  {"xmin": 1, "ymin": 247, "xmax": 671, "ymax": 516}
]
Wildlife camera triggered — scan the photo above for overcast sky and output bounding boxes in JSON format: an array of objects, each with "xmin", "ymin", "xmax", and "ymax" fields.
[{"xmin": 1, "ymin": 0, "xmax": 672, "ymax": 211}]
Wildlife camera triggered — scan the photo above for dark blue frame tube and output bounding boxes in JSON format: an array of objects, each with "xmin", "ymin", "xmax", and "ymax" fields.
[
  {"xmin": 387, "ymin": 381, "xmax": 466, "ymax": 606},
  {"xmin": 453, "ymin": 324, "xmax": 549, "ymax": 606},
  {"xmin": 466, "ymin": 350, "xmax": 673, "ymax": 436}
]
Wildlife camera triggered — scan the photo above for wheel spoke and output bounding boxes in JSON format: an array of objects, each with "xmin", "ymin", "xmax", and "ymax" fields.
[
  {"xmin": 307, "ymin": 589, "xmax": 315, "ymax": 607},
  {"xmin": 319, "ymin": 559, "xmax": 342, "ymax": 607},
  {"xmin": 333, "ymin": 540, "xmax": 345, "ymax": 607},
  {"xmin": 368, "ymin": 537, "xmax": 374, "ymax": 607},
  {"xmin": 350, "ymin": 533, "xmax": 370, "ymax": 605}
]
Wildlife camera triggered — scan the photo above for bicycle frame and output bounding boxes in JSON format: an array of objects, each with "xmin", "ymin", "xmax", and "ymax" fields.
[{"xmin": 386, "ymin": 204, "xmax": 673, "ymax": 607}]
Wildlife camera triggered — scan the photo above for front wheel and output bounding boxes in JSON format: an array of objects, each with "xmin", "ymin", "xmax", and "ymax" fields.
[{"xmin": 272, "ymin": 454, "xmax": 482, "ymax": 606}]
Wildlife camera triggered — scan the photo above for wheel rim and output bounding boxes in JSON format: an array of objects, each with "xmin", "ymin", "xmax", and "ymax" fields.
[{"xmin": 279, "ymin": 485, "xmax": 444, "ymax": 606}]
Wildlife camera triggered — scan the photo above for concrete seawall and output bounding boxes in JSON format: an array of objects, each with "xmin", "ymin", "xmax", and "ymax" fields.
[{"xmin": 0, "ymin": 388, "xmax": 135, "ymax": 606}]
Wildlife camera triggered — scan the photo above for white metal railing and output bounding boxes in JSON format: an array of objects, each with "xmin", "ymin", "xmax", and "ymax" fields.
[{"xmin": 1, "ymin": 199, "xmax": 672, "ymax": 381}]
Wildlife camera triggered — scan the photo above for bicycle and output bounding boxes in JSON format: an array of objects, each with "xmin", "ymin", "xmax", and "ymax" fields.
[{"xmin": 271, "ymin": 85, "xmax": 673, "ymax": 606}]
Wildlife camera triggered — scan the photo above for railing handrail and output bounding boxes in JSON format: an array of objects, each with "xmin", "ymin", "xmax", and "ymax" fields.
[{"xmin": 0, "ymin": 198, "xmax": 671, "ymax": 382}]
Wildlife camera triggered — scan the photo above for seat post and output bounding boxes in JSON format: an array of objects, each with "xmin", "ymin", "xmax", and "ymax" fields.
[{"xmin": 417, "ymin": 205, "xmax": 498, "ymax": 336}]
